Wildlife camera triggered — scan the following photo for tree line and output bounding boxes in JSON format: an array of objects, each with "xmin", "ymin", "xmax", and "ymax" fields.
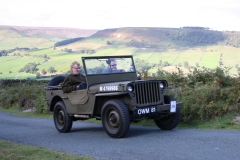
[
  {"xmin": 54, "ymin": 37, "xmax": 84, "ymax": 48},
  {"xmin": 17, "ymin": 62, "xmax": 57, "ymax": 77},
  {"xmin": 181, "ymin": 26, "xmax": 210, "ymax": 30},
  {"xmin": 0, "ymin": 47, "xmax": 37, "ymax": 56}
]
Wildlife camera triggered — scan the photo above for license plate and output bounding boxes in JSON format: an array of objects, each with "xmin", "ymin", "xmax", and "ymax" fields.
[
  {"xmin": 170, "ymin": 101, "xmax": 176, "ymax": 113},
  {"xmin": 137, "ymin": 107, "xmax": 156, "ymax": 115}
]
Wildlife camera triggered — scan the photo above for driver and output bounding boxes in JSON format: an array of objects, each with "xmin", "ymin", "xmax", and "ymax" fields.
[{"xmin": 102, "ymin": 59, "xmax": 119, "ymax": 73}]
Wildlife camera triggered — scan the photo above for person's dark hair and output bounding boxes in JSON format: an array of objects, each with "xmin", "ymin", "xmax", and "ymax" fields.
[
  {"xmin": 106, "ymin": 58, "xmax": 116, "ymax": 65},
  {"xmin": 106, "ymin": 59, "xmax": 111, "ymax": 64}
]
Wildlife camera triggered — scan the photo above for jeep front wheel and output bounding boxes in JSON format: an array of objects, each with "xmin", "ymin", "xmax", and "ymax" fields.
[
  {"xmin": 53, "ymin": 101, "xmax": 73, "ymax": 133},
  {"xmin": 101, "ymin": 99, "xmax": 130, "ymax": 138}
]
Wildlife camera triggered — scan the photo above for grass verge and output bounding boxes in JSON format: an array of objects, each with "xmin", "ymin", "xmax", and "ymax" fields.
[
  {"xmin": 0, "ymin": 106, "xmax": 52, "ymax": 118},
  {"xmin": 0, "ymin": 139, "xmax": 93, "ymax": 160},
  {"xmin": 129, "ymin": 113, "xmax": 240, "ymax": 130},
  {"xmin": 178, "ymin": 112, "xmax": 240, "ymax": 130}
]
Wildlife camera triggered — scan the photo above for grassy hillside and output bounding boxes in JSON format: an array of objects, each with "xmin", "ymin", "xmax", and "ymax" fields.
[
  {"xmin": 0, "ymin": 25, "xmax": 98, "ymax": 50},
  {"xmin": 0, "ymin": 27, "xmax": 240, "ymax": 79},
  {"xmin": 56, "ymin": 27, "xmax": 240, "ymax": 74},
  {"xmin": 0, "ymin": 27, "xmax": 53, "ymax": 50}
]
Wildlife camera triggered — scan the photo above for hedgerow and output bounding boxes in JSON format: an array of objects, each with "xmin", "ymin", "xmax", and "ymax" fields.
[
  {"xmin": 0, "ymin": 80, "xmax": 49, "ymax": 113},
  {"xmin": 151, "ymin": 67, "xmax": 240, "ymax": 122}
]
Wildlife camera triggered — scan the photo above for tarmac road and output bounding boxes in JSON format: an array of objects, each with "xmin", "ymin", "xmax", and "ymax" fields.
[{"xmin": 0, "ymin": 111, "xmax": 240, "ymax": 160}]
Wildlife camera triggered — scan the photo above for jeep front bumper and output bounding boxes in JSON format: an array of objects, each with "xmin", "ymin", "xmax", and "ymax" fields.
[{"xmin": 133, "ymin": 102, "xmax": 182, "ymax": 117}]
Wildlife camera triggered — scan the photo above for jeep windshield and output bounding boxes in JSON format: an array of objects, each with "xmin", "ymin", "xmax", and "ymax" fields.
[{"xmin": 82, "ymin": 56, "xmax": 136, "ymax": 75}]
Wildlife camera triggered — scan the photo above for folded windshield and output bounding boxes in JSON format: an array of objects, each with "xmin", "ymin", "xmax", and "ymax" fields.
[{"xmin": 83, "ymin": 57, "xmax": 135, "ymax": 75}]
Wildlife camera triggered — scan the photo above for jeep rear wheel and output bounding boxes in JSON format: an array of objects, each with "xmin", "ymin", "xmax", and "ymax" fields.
[
  {"xmin": 154, "ymin": 96, "xmax": 180, "ymax": 130},
  {"xmin": 53, "ymin": 101, "xmax": 73, "ymax": 133},
  {"xmin": 154, "ymin": 108, "xmax": 180, "ymax": 130},
  {"xmin": 102, "ymin": 99, "xmax": 130, "ymax": 138}
]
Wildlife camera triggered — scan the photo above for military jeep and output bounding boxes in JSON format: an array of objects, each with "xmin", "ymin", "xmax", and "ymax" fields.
[{"xmin": 44, "ymin": 55, "xmax": 182, "ymax": 138}]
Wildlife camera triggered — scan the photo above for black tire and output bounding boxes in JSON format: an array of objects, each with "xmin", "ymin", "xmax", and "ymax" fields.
[
  {"xmin": 101, "ymin": 99, "xmax": 130, "ymax": 138},
  {"xmin": 53, "ymin": 101, "xmax": 73, "ymax": 133},
  {"xmin": 154, "ymin": 96, "xmax": 180, "ymax": 130},
  {"xmin": 48, "ymin": 75, "xmax": 65, "ymax": 86}
]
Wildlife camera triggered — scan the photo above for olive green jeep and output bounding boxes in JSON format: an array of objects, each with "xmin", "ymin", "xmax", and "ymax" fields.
[{"xmin": 44, "ymin": 55, "xmax": 182, "ymax": 138}]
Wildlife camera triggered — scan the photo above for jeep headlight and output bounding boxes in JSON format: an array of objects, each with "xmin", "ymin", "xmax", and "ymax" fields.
[
  {"xmin": 159, "ymin": 83, "xmax": 164, "ymax": 89},
  {"xmin": 127, "ymin": 84, "xmax": 134, "ymax": 92}
]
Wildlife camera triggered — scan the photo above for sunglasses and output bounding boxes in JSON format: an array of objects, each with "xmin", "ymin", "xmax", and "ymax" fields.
[
  {"xmin": 72, "ymin": 67, "xmax": 80, "ymax": 69},
  {"xmin": 111, "ymin": 64, "xmax": 117, "ymax": 66}
]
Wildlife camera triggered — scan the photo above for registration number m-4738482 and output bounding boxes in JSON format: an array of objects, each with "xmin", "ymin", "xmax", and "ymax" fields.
[{"xmin": 137, "ymin": 107, "xmax": 156, "ymax": 115}]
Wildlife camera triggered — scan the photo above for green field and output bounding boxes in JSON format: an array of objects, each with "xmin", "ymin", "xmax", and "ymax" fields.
[
  {"xmin": 26, "ymin": 48, "xmax": 57, "ymax": 55},
  {"xmin": 94, "ymin": 47, "xmax": 119, "ymax": 56},
  {"xmin": 200, "ymin": 51, "xmax": 220, "ymax": 68},
  {"xmin": 170, "ymin": 50, "xmax": 203, "ymax": 66},
  {"xmin": 0, "ymin": 72, "xmax": 37, "ymax": 79},
  {"xmin": 110, "ymin": 47, "xmax": 137, "ymax": 55},
  {"xmin": 1, "ymin": 45, "xmax": 240, "ymax": 79},
  {"xmin": 0, "ymin": 56, "xmax": 44, "ymax": 74},
  {"xmin": 148, "ymin": 51, "xmax": 179, "ymax": 64},
  {"xmin": 221, "ymin": 46, "xmax": 240, "ymax": 68}
]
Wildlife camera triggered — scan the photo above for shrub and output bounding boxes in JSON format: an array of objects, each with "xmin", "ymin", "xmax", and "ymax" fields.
[
  {"xmin": 0, "ymin": 80, "xmax": 49, "ymax": 113},
  {"xmin": 154, "ymin": 66, "xmax": 240, "ymax": 122}
]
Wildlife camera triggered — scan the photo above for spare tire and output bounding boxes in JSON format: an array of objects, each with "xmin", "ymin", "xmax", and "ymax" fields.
[{"xmin": 48, "ymin": 75, "xmax": 65, "ymax": 86}]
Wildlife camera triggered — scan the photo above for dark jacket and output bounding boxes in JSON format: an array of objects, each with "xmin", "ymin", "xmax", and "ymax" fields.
[
  {"xmin": 102, "ymin": 68, "xmax": 123, "ymax": 73},
  {"xmin": 62, "ymin": 74, "xmax": 86, "ymax": 93}
]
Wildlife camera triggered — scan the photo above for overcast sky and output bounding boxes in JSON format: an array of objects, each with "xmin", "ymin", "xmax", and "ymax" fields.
[{"xmin": 0, "ymin": 0, "xmax": 240, "ymax": 31}]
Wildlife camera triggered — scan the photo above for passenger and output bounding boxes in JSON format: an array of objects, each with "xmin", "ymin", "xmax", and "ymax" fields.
[
  {"xmin": 129, "ymin": 63, "xmax": 135, "ymax": 72},
  {"xmin": 62, "ymin": 61, "xmax": 87, "ymax": 93}
]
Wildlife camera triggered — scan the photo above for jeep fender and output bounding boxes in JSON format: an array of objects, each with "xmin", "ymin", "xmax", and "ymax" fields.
[
  {"xmin": 49, "ymin": 95, "xmax": 64, "ymax": 111},
  {"xmin": 93, "ymin": 92, "xmax": 130, "ymax": 116}
]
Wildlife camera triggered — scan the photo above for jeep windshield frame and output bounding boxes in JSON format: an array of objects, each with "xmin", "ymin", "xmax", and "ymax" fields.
[{"xmin": 82, "ymin": 55, "xmax": 138, "ymax": 86}]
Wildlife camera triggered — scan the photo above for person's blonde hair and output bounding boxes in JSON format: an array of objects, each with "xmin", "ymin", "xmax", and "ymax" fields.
[{"xmin": 70, "ymin": 61, "xmax": 80, "ymax": 73}]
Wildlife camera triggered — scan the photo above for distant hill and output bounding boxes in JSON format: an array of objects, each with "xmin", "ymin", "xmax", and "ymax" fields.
[
  {"xmin": 0, "ymin": 25, "xmax": 98, "ymax": 50},
  {"xmin": 9, "ymin": 25, "xmax": 98, "ymax": 39},
  {"xmin": 55, "ymin": 27, "xmax": 240, "ymax": 52},
  {"xmin": 54, "ymin": 27, "xmax": 240, "ymax": 76}
]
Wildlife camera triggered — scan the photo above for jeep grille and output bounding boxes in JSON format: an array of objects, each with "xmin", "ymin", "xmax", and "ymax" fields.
[{"xmin": 133, "ymin": 81, "xmax": 164, "ymax": 107}]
